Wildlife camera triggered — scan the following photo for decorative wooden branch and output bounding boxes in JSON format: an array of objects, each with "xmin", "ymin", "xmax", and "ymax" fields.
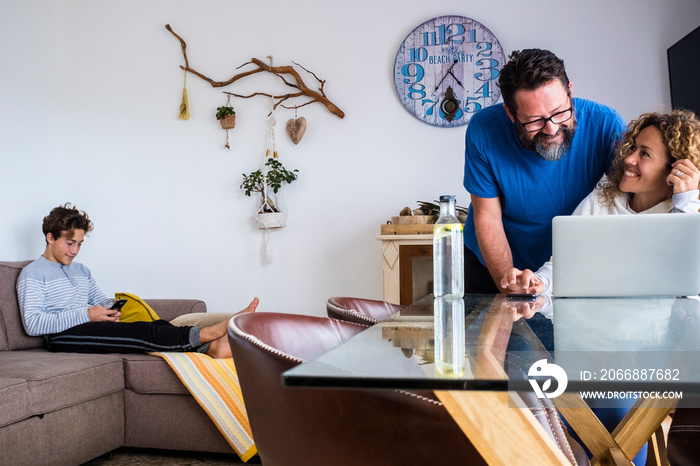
[{"xmin": 165, "ymin": 24, "xmax": 344, "ymax": 119}]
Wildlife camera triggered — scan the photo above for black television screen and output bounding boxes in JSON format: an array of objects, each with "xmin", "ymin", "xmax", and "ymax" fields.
[{"xmin": 668, "ymin": 25, "xmax": 700, "ymax": 115}]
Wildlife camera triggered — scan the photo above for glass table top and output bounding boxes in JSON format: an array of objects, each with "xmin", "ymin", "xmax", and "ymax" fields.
[{"xmin": 283, "ymin": 294, "xmax": 700, "ymax": 396}]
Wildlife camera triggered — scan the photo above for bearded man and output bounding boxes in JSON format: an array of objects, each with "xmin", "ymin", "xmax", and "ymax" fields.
[{"xmin": 463, "ymin": 48, "xmax": 625, "ymax": 293}]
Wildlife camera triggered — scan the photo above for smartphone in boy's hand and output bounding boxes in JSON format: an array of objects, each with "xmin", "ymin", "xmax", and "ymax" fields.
[{"xmin": 110, "ymin": 299, "xmax": 127, "ymax": 312}]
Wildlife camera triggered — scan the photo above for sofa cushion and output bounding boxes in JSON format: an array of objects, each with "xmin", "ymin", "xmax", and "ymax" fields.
[
  {"xmin": 0, "ymin": 377, "xmax": 30, "ymax": 428},
  {"xmin": 115, "ymin": 292, "xmax": 160, "ymax": 323},
  {"xmin": 170, "ymin": 312, "xmax": 237, "ymax": 327},
  {"xmin": 145, "ymin": 299, "xmax": 207, "ymax": 322},
  {"xmin": 0, "ymin": 260, "xmax": 43, "ymax": 351},
  {"xmin": 0, "ymin": 349, "xmax": 124, "ymax": 423},
  {"xmin": 121, "ymin": 353, "xmax": 189, "ymax": 395}
]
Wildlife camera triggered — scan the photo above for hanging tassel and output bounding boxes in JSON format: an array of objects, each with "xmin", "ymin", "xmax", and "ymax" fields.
[
  {"xmin": 179, "ymin": 88, "xmax": 190, "ymax": 120},
  {"xmin": 264, "ymin": 56, "xmax": 278, "ymax": 159},
  {"xmin": 179, "ymin": 71, "xmax": 190, "ymax": 120},
  {"xmin": 264, "ymin": 229, "xmax": 273, "ymax": 264},
  {"xmin": 265, "ymin": 112, "xmax": 278, "ymax": 159}
]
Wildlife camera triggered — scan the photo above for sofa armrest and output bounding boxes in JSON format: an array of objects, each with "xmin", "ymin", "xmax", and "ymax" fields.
[{"xmin": 145, "ymin": 299, "xmax": 207, "ymax": 322}]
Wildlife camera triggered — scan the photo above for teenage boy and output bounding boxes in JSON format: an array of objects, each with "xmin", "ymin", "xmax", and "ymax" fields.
[{"xmin": 17, "ymin": 203, "xmax": 258, "ymax": 358}]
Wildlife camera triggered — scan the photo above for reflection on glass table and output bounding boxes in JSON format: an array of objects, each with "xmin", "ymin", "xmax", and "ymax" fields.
[{"xmin": 284, "ymin": 294, "xmax": 700, "ymax": 395}]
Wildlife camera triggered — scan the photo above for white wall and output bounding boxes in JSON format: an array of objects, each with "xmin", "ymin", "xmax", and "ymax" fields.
[{"xmin": 2, "ymin": 0, "xmax": 699, "ymax": 315}]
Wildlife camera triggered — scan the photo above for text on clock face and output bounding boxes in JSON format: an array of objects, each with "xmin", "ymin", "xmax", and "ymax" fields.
[{"xmin": 426, "ymin": 53, "xmax": 473, "ymax": 65}]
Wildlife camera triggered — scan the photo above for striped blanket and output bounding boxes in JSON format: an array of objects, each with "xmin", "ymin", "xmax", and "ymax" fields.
[{"xmin": 150, "ymin": 352, "xmax": 257, "ymax": 462}]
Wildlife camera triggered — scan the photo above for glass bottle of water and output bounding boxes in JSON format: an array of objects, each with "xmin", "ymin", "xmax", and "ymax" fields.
[
  {"xmin": 433, "ymin": 195, "xmax": 464, "ymax": 299},
  {"xmin": 433, "ymin": 195, "xmax": 466, "ymax": 377}
]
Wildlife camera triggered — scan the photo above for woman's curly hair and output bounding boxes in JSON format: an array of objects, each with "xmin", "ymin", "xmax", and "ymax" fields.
[{"xmin": 599, "ymin": 109, "xmax": 700, "ymax": 206}]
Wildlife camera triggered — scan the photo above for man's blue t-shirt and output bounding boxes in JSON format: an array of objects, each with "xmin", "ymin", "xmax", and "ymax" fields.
[{"xmin": 463, "ymin": 97, "xmax": 625, "ymax": 271}]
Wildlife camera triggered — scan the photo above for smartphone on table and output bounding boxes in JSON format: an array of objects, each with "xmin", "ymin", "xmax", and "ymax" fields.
[{"xmin": 505, "ymin": 293, "xmax": 539, "ymax": 301}]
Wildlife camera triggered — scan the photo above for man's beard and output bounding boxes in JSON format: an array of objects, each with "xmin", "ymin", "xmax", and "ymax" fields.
[{"xmin": 516, "ymin": 118, "xmax": 577, "ymax": 161}]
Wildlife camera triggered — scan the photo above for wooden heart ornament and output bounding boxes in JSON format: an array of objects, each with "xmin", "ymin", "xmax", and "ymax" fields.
[{"xmin": 286, "ymin": 117, "xmax": 307, "ymax": 145}]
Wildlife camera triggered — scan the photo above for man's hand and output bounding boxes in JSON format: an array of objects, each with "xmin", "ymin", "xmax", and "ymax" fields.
[
  {"xmin": 501, "ymin": 267, "xmax": 545, "ymax": 294},
  {"xmin": 88, "ymin": 305, "xmax": 121, "ymax": 322}
]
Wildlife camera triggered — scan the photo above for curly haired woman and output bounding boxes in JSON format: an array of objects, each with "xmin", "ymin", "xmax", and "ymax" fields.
[{"xmin": 502, "ymin": 109, "xmax": 700, "ymax": 294}]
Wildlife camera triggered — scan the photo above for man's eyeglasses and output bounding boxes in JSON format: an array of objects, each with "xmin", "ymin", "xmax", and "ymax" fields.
[{"xmin": 518, "ymin": 105, "xmax": 574, "ymax": 132}]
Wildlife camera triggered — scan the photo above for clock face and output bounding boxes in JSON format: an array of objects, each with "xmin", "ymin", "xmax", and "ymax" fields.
[{"xmin": 393, "ymin": 16, "xmax": 505, "ymax": 128}]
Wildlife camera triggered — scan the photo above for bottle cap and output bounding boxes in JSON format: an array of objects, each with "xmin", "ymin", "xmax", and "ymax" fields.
[{"xmin": 439, "ymin": 195, "xmax": 456, "ymax": 202}]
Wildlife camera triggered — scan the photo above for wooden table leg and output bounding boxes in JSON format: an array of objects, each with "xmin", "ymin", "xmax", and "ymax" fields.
[
  {"xmin": 435, "ymin": 390, "xmax": 571, "ymax": 466},
  {"xmin": 554, "ymin": 393, "xmax": 675, "ymax": 466},
  {"xmin": 611, "ymin": 397, "xmax": 675, "ymax": 462},
  {"xmin": 554, "ymin": 393, "xmax": 631, "ymax": 463}
]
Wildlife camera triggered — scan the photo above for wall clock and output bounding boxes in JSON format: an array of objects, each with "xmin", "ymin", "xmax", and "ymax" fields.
[{"xmin": 393, "ymin": 16, "xmax": 505, "ymax": 128}]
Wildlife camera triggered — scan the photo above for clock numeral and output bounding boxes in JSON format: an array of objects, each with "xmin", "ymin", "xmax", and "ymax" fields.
[
  {"xmin": 409, "ymin": 47, "xmax": 428, "ymax": 63},
  {"xmin": 474, "ymin": 58, "xmax": 500, "ymax": 82},
  {"xmin": 422, "ymin": 24, "xmax": 475, "ymax": 46},
  {"xmin": 408, "ymin": 84, "xmax": 426, "ymax": 100},
  {"xmin": 438, "ymin": 24, "xmax": 469, "ymax": 45},
  {"xmin": 473, "ymin": 81, "xmax": 492, "ymax": 99},
  {"xmin": 476, "ymin": 41, "xmax": 493, "ymax": 57},
  {"xmin": 401, "ymin": 63, "xmax": 424, "ymax": 84},
  {"xmin": 422, "ymin": 99, "xmax": 438, "ymax": 116},
  {"xmin": 464, "ymin": 98, "xmax": 482, "ymax": 113}
]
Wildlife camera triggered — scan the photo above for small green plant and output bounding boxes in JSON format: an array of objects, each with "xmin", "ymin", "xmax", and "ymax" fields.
[
  {"xmin": 241, "ymin": 158, "xmax": 299, "ymax": 212},
  {"xmin": 216, "ymin": 105, "xmax": 236, "ymax": 120}
]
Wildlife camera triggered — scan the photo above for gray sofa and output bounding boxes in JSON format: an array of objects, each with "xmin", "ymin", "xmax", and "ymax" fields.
[{"xmin": 0, "ymin": 260, "xmax": 238, "ymax": 466}]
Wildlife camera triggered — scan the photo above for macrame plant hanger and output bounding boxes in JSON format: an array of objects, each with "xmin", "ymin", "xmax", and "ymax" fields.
[
  {"xmin": 223, "ymin": 94, "xmax": 235, "ymax": 150},
  {"xmin": 255, "ymin": 84, "xmax": 286, "ymax": 264}
]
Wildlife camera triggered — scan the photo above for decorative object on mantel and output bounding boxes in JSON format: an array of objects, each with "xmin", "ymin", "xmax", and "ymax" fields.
[
  {"xmin": 382, "ymin": 205, "xmax": 435, "ymax": 235},
  {"xmin": 416, "ymin": 200, "xmax": 468, "ymax": 224},
  {"xmin": 216, "ymin": 95, "xmax": 236, "ymax": 149},
  {"xmin": 165, "ymin": 24, "xmax": 345, "ymax": 120},
  {"xmin": 240, "ymin": 158, "xmax": 298, "ymax": 263},
  {"xmin": 380, "ymin": 200, "xmax": 468, "ymax": 235}
]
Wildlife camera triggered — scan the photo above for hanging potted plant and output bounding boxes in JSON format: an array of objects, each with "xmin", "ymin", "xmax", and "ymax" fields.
[
  {"xmin": 216, "ymin": 105, "xmax": 236, "ymax": 129},
  {"xmin": 240, "ymin": 158, "xmax": 299, "ymax": 229}
]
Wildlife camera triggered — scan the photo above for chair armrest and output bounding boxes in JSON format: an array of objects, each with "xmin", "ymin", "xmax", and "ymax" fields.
[{"xmin": 145, "ymin": 299, "xmax": 207, "ymax": 322}]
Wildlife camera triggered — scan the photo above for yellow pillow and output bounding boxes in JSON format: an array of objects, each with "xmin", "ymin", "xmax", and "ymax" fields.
[{"xmin": 114, "ymin": 292, "xmax": 160, "ymax": 323}]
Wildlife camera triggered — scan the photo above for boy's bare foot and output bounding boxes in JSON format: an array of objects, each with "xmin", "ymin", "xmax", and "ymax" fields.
[
  {"xmin": 198, "ymin": 297, "xmax": 259, "ymax": 343},
  {"xmin": 239, "ymin": 297, "xmax": 259, "ymax": 315},
  {"xmin": 205, "ymin": 335, "xmax": 233, "ymax": 359}
]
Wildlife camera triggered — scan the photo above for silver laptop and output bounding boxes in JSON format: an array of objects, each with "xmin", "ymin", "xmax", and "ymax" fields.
[{"xmin": 552, "ymin": 214, "xmax": 700, "ymax": 297}]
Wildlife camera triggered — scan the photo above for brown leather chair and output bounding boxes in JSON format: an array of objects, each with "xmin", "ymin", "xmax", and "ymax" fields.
[
  {"xmin": 326, "ymin": 296, "xmax": 404, "ymax": 324},
  {"xmin": 227, "ymin": 312, "xmax": 487, "ymax": 466},
  {"xmin": 667, "ymin": 405, "xmax": 700, "ymax": 465},
  {"xmin": 326, "ymin": 299, "xmax": 590, "ymax": 465}
]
